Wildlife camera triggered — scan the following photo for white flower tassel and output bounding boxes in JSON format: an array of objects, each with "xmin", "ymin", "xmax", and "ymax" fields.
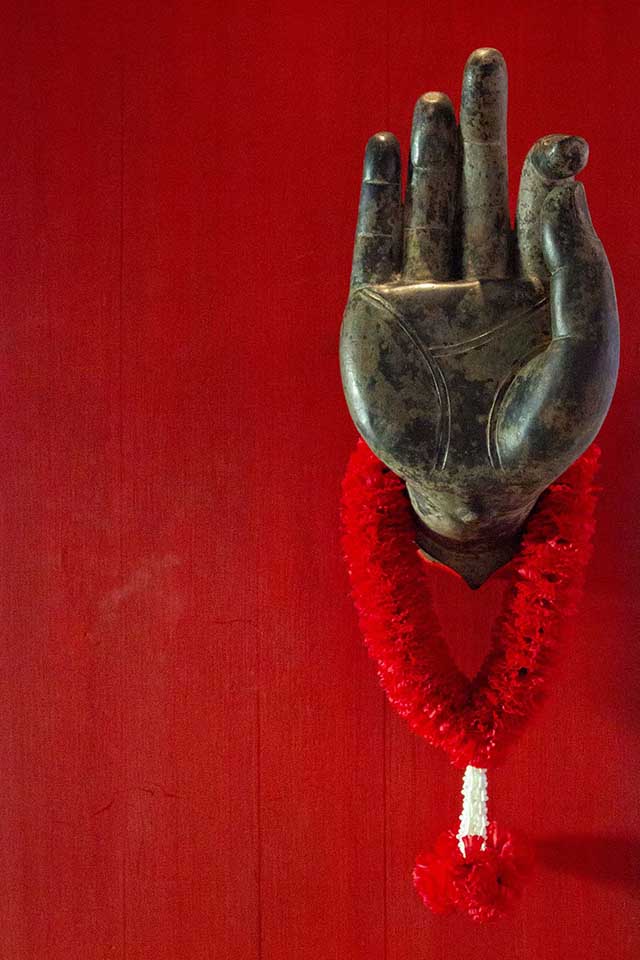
[{"xmin": 457, "ymin": 766, "xmax": 488, "ymax": 856}]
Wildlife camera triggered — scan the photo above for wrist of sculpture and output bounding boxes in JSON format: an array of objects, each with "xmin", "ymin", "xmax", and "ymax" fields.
[{"xmin": 406, "ymin": 486, "xmax": 538, "ymax": 588}]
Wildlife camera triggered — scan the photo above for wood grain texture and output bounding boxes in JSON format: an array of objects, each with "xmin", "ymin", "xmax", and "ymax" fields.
[{"xmin": 0, "ymin": 1, "xmax": 638, "ymax": 958}]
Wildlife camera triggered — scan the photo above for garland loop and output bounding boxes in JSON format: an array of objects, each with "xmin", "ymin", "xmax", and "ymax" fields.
[{"xmin": 341, "ymin": 439, "xmax": 600, "ymax": 769}]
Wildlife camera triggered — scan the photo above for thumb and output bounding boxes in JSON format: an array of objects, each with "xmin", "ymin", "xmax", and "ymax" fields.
[
  {"xmin": 541, "ymin": 180, "xmax": 615, "ymax": 339},
  {"xmin": 541, "ymin": 180, "xmax": 599, "ymax": 274}
]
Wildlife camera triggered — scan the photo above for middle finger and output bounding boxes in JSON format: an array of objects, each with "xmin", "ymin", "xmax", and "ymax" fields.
[{"xmin": 460, "ymin": 47, "xmax": 510, "ymax": 279}]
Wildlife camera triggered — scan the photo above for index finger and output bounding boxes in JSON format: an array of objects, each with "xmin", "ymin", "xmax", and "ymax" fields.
[{"xmin": 460, "ymin": 48, "xmax": 511, "ymax": 279}]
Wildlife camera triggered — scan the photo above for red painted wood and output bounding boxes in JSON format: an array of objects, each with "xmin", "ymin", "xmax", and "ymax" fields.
[{"xmin": 0, "ymin": 2, "xmax": 638, "ymax": 957}]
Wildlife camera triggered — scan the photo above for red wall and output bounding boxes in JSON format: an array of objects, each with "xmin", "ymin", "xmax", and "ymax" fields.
[{"xmin": 1, "ymin": 2, "xmax": 638, "ymax": 957}]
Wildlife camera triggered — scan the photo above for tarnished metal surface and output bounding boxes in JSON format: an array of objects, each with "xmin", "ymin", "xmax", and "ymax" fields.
[{"xmin": 340, "ymin": 48, "xmax": 619, "ymax": 587}]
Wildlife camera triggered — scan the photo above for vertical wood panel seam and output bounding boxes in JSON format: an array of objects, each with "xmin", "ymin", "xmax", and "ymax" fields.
[
  {"xmin": 384, "ymin": 11, "xmax": 390, "ymax": 953},
  {"xmin": 118, "ymin": 16, "xmax": 127, "ymax": 957},
  {"xmin": 385, "ymin": 0, "xmax": 390, "ymax": 130},
  {"xmin": 256, "ymin": 677, "xmax": 263, "ymax": 959},
  {"xmin": 383, "ymin": 702, "xmax": 388, "ymax": 960},
  {"xmin": 255, "ymin": 511, "xmax": 263, "ymax": 960}
]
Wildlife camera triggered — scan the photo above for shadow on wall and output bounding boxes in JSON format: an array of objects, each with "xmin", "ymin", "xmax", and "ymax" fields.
[{"xmin": 538, "ymin": 834, "xmax": 640, "ymax": 894}]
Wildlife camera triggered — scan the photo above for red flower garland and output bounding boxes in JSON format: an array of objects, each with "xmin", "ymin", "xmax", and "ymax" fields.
[
  {"xmin": 341, "ymin": 440, "xmax": 600, "ymax": 920},
  {"xmin": 341, "ymin": 439, "xmax": 600, "ymax": 770}
]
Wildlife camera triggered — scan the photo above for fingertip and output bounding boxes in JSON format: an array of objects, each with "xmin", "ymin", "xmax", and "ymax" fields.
[
  {"xmin": 461, "ymin": 47, "xmax": 507, "ymax": 140},
  {"xmin": 363, "ymin": 132, "xmax": 401, "ymax": 184},
  {"xmin": 572, "ymin": 180, "xmax": 595, "ymax": 230},
  {"xmin": 465, "ymin": 47, "xmax": 507, "ymax": 72},
  {"xmin": 532, "ymin": 135, "xmax": 589, "ymax": 181},
  {"xmin": 410, "ymin": 92, "xmax": 456, "ymax": 165},
  {"xmin": 413, "ymin": 91, "xmax": 455, "ymax": 120},
  {"xmin": 367, "ymin": 130, "xmax": 399, "ymax": 148}
]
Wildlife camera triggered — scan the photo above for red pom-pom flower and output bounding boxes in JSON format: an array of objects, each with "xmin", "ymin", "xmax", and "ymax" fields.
[{"xmin": 413, "ymin": 822, "xmax": 534, "ymax": 923}]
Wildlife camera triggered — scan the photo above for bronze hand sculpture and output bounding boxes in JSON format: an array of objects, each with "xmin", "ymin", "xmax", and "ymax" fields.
[{"xmin": 340, "ymin": 48, "xmax": 619, "ymax": 587}]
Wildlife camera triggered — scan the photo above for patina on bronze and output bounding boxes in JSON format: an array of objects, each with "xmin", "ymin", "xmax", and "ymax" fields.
[{"xmin": 340, "ymin": 48, "xmax": 619, "ymax": 587}]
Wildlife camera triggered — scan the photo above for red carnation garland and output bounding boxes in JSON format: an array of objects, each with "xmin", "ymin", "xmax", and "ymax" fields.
[
  {"xmin": 341, "ymin": 439, "xmax": 600, "ymax": 768},
  {"xmin": 340, "ymin": 439, "xmax": 600, "ymax": 921}
]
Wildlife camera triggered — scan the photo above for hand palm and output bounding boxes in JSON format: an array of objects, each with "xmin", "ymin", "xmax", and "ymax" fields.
[{"xmin": 340, "ymin": 49, "xmax": 618, "ymax": 585}]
